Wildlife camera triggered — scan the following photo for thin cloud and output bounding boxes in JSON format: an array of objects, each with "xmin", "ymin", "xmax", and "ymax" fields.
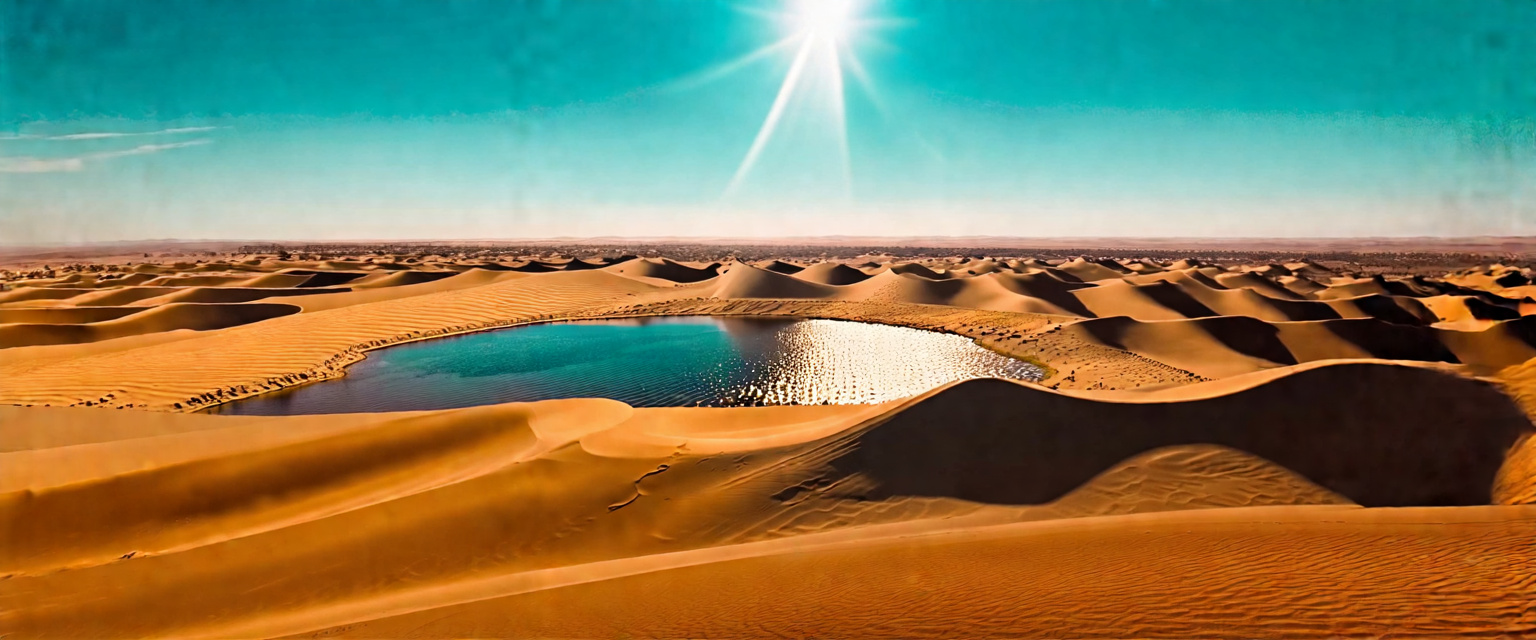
[
  {"xmin": 0, "ymin": 139, "xmax": 213, "ymax": 173},
  {"xmin": 0, "ymin": 157, "xmax": 85, "ymax": 172},
  {"xmin": 46, "ymin": 126, "xmax": 223, "ymax": 141}
]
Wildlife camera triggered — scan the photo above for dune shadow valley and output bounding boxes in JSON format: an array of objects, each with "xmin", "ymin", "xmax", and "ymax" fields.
[{"xmin": 0, "ymin": 242, "xmax": 1534, "ymax": 638}]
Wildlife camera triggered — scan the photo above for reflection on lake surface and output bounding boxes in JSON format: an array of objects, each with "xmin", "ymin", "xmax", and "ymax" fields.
[{"xmin": 210, "ymin": 316, "xmax": 1044, "ymax": 415}]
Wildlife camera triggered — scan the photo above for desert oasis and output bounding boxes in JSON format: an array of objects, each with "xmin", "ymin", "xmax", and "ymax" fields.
[{"xmin": 2, "ymin": 242, "xmax": 1534, "ymax": 637}]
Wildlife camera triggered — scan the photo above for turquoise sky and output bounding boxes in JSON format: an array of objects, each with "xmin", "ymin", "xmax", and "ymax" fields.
[{"xmin": 2, "ymin": 0, "xmax": 1533, "ymax": 243}]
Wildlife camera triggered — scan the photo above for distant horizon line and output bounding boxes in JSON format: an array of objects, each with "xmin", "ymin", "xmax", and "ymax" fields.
[
  {"xmin": 6, "ymin": 234, "xmax": 1536, "ymax": 246},
  {"xmin": 5, "ymin": 235, "xmax": 1536, "ymax": 258}
]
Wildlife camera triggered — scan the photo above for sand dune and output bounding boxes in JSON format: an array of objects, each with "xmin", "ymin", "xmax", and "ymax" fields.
[
  {"xmin": 506, "ymin": 260, "xmax": 557, "ymax": 272},
  {"xmin": 1069, "ymin": 314, "xmax": 1536, "ymax": 377},
  {"xmin": 1277, "ymin": 273, "xmax": 1328, "ymax": 296},
  {"xmin": 347, "ymin": 270, "xmax": 458, "ymax": 289},
  {"xmin": 121, "ymin": 285, "xmax": 352, "ymax": 306},
  {"xmin": 754, "ymin": 259, "xmax": 805, "ymax": 274},
  {"xmin": 887, "ymin": 261, "xmax": 950, "ymax": 279},
  {"xmin": 0, "ymin": 269, "xmax": 658, "ymax": 410},
  {"xmin": 3, "ymin": 360, "xmax": 1531, "ymax": 637},
  {"xmin": 0, "ymin": 286, "xmax": 100, "ymax": 305},
  {"xmin": 1070, "ymin": 316, "xmax": 1298, "ymax": 377},
  {"xmin": 710, "ymin": 263, "xmax": 840, "ymax": 299},
  {"xmin": 140, "ymin": 274, "xmax": 257, "ymax": 287},
  {"xmin": 1313, "ymin": 277, "xmax": 1394, "ymax": 299},
  {"xmin": 1071, "ymin": 280, "xmax": 1219, "ymax": 320},
  {"xmin": 989, "ymin": 272, "xmax": 1097, "ymax": 315},
  {"xmin": 1056, "ymin": 257, "xmax": 1132, "ymax": 281},
  {"xmin": 1325, "ymin": 293, "xmax": 1437, "ymax": 324},
  {"xmin": 792, "ymin": 261, "xmax": 872, "ymax": 285},
  {"xmin": 7, "ymin": 255, "xmax": 1535, "ymax": 401},
  {"xmin": 828, "ymin": 364, "xmax": 1528, "ymax": 506},
  {"xmin": 1420, "ymin": 293, "xmax": 1524, "ymax": 326},
  {"xmin": 288, "ymin": 269, "xmax": 532, "ymax": 313},
  {"xmin": 290, "ymin": 505, "xmax": 1532, "ymax": 640},
  {"xmin": 4, "ymin": 253, "xmax": 1536, "ymax": 638},
  {"xmin": 604, "ymin": 257, "xmax": 720, "ymax": 283},
  {"xmin": 231, "ymin": 272, "xmax": 316, "ymax": 288},
  {"xmin": 851, "ymin": 271, "xmax": 1083, "ymax": 315},
  {"xmin": 1, "ymin": 401, "xmax": 626, "ymax": 576},
  {"xmin": 1437, "ymin": 315, "xmax": 1536, "ymax": 372},
  {"xmin": 0, "ymin": 306, "xmax": 146, "ymax": 324},
  {"xmin": 0, "ymin": 303, "xmax": 302, "ymax": 349},
  {"xmin": 1213, "ymin": 271, "xmax": 1306, "ymax": 299}
]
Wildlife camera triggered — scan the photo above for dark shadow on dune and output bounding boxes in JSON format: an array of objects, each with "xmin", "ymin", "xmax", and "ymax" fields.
[
  {"xmin": 1501, "ymin": 316, "xmax": 1536, "ymax": 344},
  {"xmin": 760, "ymin": 260, "xmax": 804, "ymax": 275},
  {"xmin": 1034, "ymin": 267, "xmax": 1086, "ymax": 283},
  {"xmin": 169, "ymin": 287, "xmax": 351, "ymax": 304},
  {"xmin": 1185, "ymin": 317, "xmax": 1300, "ymax": 364},
  {"xmin": 1071, "ymin": 316, "xmax": 1136, "ymax": 351},
  {"xmin": 824, "ymin": 364, "xmax": 1530, "ymax": 507},
  {"xmin": 1076, "ymin": 316, "xmax": 1299, "ymax": 365},
  {"xmin": 1346, "ymin": 295, "xmax": 1434, "ymax": 325},
  {"xmin": 1132, "ymin": 282, "xmax": 1219, "ymax": 318},
  {"xmin": 508, "ymin": 261, "xmax": 558, "ymax": 273},
  {"xmin": 387, "ymin": 271, "xmax": 458, "ymax": 285},
  {"xmin": 1463, "ymin": 297, "xmax": 1523, "ymax": 321},
  {"xmin": 994, "ymin": 274, "xmax": 1097, "ymax": 316},
  {"xmin": 1321, "ymin": 319, "xmax": 1459, "ymax": 362},
  {"xmin": 561, "ymin": 259, "xmax": 606, "ymax": 271},
  {"xmin": 1496, "ymin": 271, "xmax": 1530, "ymax": 287},
  {"xmin": 889, "ymin": 263, "xmax": 949, "ymax": 280},
  {"xmin": 654, "ymin": 260, "xmax": 721, "ymax": 283},
  {"xmin": 293, "ymin": 271, "xmax": 369, "ymax": 288},
  {"xmin": 1090, "ymin": 258, "xmax": 1133, "ymax": 273},
  {"xmin": 1265, "ymin": 297, "xmax": 1343, "ymax": 321},
  {"xmin": 796, "ymin": 264, "xmax": 871, "ymax": 285}
]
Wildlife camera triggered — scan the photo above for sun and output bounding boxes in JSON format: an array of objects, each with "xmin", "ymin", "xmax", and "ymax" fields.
[
  {"xmin": 796, "ymin": 0, "xmax": 856, "ymax": 41},
  {"xmin": 723, "ymin": 0, "xmax": 872, "ymax": 197}
]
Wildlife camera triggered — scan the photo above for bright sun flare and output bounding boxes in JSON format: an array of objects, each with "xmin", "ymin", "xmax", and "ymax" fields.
[
  {"xmin": 724, "ymin": 0, "xmax": 868, "ymax": 197},
  {"xmin": 797, "ymin": 0, "xmax": 856, "ymax": 40}
]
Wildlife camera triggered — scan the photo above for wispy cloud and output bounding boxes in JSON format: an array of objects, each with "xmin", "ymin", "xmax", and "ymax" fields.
[
  {"xmin": 0, "ymin": 157, "xmax": 85, "ymax": 172},
  {"xmin": 44, "ymin": 126, "xmax": 223, "ymax": 141},
  {"xmin": 0, "ymin": 139, "xmax": 213, "ymax": 173},
  {"xmin": 0, "ymin": 126, "xmax": 223, "ymax": 142}
]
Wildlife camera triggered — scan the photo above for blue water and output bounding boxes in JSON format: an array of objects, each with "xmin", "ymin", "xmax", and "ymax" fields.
[{"xmin": 210, "ymin": 316, "xmax": 1044, "ymax": 415}]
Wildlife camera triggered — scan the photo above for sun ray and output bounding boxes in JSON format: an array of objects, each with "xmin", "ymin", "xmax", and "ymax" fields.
[
  {"xmin": 840, "ymin": 41, "xmax": 882, "ymax": 115},
  {"xmin": 825, "ymin": 39, "xmax": 852, "ymax": 197},
  {"xmin": 724, "ymin": 0, "xmax": 873, "ymax": 198},
  {"xmin": 725, "ymin": 35, "xmax": 816, "ymax": 197},
  {"xmin": 657, "ymin": 35, "xmax": 800, "ymax": 94}
]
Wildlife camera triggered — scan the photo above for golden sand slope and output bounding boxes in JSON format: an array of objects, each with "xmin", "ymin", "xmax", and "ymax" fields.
[
  {"xmin": 289, "ymin": 506, "xmax": 1535, "ymax": 640},
  {"xmin": 2, "ymin": 361, "xmax": 1533, "ymax": 638},
  {"xmin": 0, "ymin": 302, "xmax": 303, "ymax": 348}
]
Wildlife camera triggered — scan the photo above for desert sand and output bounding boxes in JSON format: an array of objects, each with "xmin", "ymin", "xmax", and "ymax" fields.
[{"xmin": 3, "ymin": 249, "xmax": 1535, "ymax": 638}]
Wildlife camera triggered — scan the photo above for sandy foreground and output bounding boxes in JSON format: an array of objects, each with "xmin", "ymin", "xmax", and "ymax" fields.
[{"xmin": 2, "ymin": 253, "xmax": 1535, "ymax": 637}]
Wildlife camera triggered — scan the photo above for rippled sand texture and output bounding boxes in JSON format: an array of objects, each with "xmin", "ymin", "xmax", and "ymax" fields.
[{"xmin": 3, "ymin": 254, "xmax": 1535, "ymax": 637}]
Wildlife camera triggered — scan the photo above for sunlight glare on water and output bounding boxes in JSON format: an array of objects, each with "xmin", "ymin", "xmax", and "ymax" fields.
[
  {"xmin": 731, "ymin": 318, "xmax": 1039, "ymax": 405},
  {"xmin": 210, "ymin": 316, "xmax": 1043, "ymax": 415}
]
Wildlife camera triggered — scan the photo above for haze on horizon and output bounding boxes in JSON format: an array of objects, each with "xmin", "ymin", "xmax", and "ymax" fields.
[{"xmin": 2, "ymin": 0, "xmax": 1533, "ymax": 244}]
